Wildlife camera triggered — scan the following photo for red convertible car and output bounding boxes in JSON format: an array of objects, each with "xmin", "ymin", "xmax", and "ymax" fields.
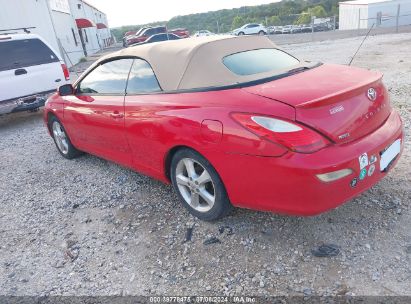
[{"xmin": 44, "ymin": 36, "xmax": 403, "ymax": 220}]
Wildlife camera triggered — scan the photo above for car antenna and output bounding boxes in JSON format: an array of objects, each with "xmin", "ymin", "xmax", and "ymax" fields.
[{"xmin": 348, "ymin": 23, "xmax": 374, "ymax": 66}]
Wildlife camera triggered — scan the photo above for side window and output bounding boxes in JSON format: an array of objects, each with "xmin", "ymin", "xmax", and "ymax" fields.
[
  {"xmin": 0, "ymin": 39, "xmax": 59, "ymax": 71},
  {"xmin": 126, "ymin": 59, "xmax": 161, "ymax": 94},
  {"xmin": 78, "ymin": 59, "xmax": 133, "ymax": 94},
  {"xmin": 151, "ymin": 35, "xmax": 162, "ymax": 42}
]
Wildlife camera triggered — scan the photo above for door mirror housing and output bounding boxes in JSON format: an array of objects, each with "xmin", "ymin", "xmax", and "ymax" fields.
[{"xmin": 58, "ymin": 84, "xmax": 74, "ymax": 96}]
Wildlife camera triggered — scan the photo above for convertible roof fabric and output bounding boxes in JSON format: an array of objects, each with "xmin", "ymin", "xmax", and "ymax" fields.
[{"xmin": 97, "ymin": 35, "xmax": 295, "ymax": 91}]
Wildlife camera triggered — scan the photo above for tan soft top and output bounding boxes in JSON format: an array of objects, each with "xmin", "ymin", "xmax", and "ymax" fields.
[{"xmin": 98, "ymin": 35, "xmax": 297, "ymax": 91}]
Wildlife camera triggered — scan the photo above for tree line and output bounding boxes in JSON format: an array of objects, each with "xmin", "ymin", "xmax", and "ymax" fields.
[{"xmin": 111, "ymin": 0, "xmax": 345, "ymax": 40}]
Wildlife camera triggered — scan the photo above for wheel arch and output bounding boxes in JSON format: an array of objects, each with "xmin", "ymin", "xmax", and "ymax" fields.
[
  {"xmin": 46, "ymin": 111, "xmax": 76, "ymax": 148},
  {"xmin": 46, "ymin": 111, "xmax": 60, "ymax": 134},
  {"xmin": 164, "ymin": 145, "xmax": 201, "ymax": 181}
]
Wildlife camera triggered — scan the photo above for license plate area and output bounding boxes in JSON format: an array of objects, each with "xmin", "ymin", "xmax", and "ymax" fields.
[{"xmin": 380, "ymin": 139, "xmax": 401, "ymax": 172}]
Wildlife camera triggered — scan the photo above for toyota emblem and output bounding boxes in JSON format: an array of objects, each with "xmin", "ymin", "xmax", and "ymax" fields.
[{"xmin": 367, "ymin": 88, "xmax": 377, "ymax": 101}]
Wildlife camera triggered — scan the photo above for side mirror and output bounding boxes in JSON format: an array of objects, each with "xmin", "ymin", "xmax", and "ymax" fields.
[{"xmin": 58, "ymin": 84, "xmax": 74, "ymax": 96}]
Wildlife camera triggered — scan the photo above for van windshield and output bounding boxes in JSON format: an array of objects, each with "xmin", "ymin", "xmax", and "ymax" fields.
[
  {"xmin": 0, "ymin": 38, "xmax": 59, "ymax": 72},
  {"xmin": 223, "ymin": 48, "xmax": 300, "ymax": 76}
]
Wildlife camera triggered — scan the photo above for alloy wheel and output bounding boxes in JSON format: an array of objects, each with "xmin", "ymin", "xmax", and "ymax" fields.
[
  {"xmin": 175, "ymin": 158, "xmax": 216, "ymax": 213},
  {"xmin": 52, "ymin": 121, "xmax": 69, "ymax": 155}
]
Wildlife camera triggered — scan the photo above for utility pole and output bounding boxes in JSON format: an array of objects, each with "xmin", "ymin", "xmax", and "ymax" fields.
[
  {"xmin": 165, "ymin": 24, "xmax": 170, "ymax": 40},
  {"xmin": 396, "ymin": 4, "xmax": 401, "ymax": 33},
  {"xmin": 358, "ymin": 8, "xmax": 361, "ymax": 35},
  {"xmin": 311, "ymin": 15, "xmax": 315, "ymax": 40}
]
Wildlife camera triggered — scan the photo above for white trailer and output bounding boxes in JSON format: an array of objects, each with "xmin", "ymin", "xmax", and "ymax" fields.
[{"xmin": 339, "ymin": 0, "xmax": 411, "ymax": 30}]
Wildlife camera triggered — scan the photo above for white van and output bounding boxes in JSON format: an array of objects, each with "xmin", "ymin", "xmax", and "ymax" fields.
[{"xmin": 0, "ymin": 33, "xmax": 70, "ymax": 115}]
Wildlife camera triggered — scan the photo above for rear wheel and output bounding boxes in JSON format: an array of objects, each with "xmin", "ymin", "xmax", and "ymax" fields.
[
  {"xmin": 171, "ymin": 149, "xmax": 233, "ymax": 221},
  {"xmin": 49, "ymin": 116, "xmax": 82, "ymax": 159}
]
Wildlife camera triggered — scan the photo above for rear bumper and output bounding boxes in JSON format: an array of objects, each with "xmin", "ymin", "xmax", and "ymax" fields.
[
  {"xmin": 0, "ymin": 90, "xmax": 55, "ymax": 115},
  {"xmin": 211, "ymin": 110, "xmax": 403, "ymax": 215}
]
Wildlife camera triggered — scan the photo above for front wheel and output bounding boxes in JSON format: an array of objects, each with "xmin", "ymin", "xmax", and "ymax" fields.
[
  {"xmin": 49, "ymin": 116, "xmax": 82, "ymax": 159},
  {"xmin": 238, "ymin": 32, "xmax": 245, "ymax": 36},
  {"xmin": 171, "ymin": 149, "xmax": 233, "ymax": 221},
  {"xmin": 258, "ymin": 30, "xmax": 266, "ymax": 36}
]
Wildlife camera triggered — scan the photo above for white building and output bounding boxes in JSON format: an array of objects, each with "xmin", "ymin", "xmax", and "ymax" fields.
[
  {"xmin": 68, "ymin": 0, "xmax": 112, "ymax": 57},
  {"xmin": 0, "ymin": 0, "xmax": 112, "ymax": 67},
  {"xmin": 339, "ymin": 0, "xmax": 411, "ymax": 30}
]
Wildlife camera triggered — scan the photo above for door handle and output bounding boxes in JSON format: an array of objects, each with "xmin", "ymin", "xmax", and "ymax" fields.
[
  {"xmin": 110, "ymin": 112, "xmax": 124, "ymax": 119},
  {"xmin": 15, "ymin": 69, "xmax": 27, "ymax": 76}
]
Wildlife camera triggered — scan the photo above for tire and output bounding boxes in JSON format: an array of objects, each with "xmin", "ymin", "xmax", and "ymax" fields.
[
  {"xmin": 48, "ymin": 116, "xmax": 82, "ymax": 159},
  {"xmin": 258, "ymin": 30, "xmax": 266, "ymax": 36},
  {"xmin": 171, "ymin": 148, "xmax": 233, "ymax": 221},
  {"xmin": 238, "ymin": 32, "xmax": 245, "ymax": 36}
]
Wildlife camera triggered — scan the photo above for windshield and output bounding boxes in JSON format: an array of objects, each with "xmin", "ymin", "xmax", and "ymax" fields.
[{"xmin": 223, "ymin": 48, "xmax": 300, "ymax": 76}]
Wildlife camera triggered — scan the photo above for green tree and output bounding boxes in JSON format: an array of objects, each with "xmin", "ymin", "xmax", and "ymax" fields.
[
  {"xmin": 267, "ymin": 15, "xmax": 281, "ymax": 26},
  {"xmin": 296, "ymin": 5, "xmax": 327, "ymax": 24},
  {"xmin": 110, "ymin": 0, "xmax": 344, "ymax": 38},
  {"xmin": 232, "ymin": 15, "xmax": 245, "ymax": 30}
]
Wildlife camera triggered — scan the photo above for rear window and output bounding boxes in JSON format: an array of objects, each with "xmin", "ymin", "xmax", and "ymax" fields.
[
  {"xmin": 0, "ymin": 38, "xmax": 59, "ymax": 72},
  {"xmin": 126, "ymin": 59, "xmax": 161, "ymax": 94},
  {"xmin": 223, "ymin": 48, "xmax": 299, "ymax": 76}
]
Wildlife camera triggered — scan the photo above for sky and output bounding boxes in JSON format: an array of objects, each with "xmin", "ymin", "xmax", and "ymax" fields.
[{"xmin": 86, "ymin": 0, "xmax": 280, "ymax": 28}]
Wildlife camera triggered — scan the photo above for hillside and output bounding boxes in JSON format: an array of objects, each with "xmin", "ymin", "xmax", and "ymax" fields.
[{"xmin": 111, "ymin": 0, "xmax": 345, "ymax": 40}]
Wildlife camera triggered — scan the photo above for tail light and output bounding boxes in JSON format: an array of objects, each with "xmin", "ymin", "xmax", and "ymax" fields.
[
  {"xmin": 232, "ymin": 113, "xmax": 330, "ymax": 153},
  {"xmin": 61, "ymin": 63, "xmax": 70, "ymax": 81}
]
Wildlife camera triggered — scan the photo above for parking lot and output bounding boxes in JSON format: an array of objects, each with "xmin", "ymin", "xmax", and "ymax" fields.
[{"xmin": 0, "ymin": 32, "xmax": 410, "ymax": 297}]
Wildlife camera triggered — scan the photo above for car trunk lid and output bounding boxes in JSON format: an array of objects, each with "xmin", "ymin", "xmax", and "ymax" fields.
[{"xmin": 243, "ymin": 64, "xmax": 391, "ymax": 144}]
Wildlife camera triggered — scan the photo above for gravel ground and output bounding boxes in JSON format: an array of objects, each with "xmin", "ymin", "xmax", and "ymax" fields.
[{"xmin": 0, "ymin": 33, "xmax": 410, "ymax": 297}]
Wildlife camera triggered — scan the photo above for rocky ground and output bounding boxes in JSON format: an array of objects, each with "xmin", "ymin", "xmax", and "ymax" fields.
[{"xmin": 0, "ymin": 33, "xmax": 410, "ymax": 297}]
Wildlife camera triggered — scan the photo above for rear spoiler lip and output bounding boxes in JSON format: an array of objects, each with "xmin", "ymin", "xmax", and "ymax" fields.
[{"xmin": 295, "ymin": 72, "xmax": 383, "ymax": 109}]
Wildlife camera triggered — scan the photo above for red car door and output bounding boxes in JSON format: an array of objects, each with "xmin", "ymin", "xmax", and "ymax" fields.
[
  {"xmin": 123, "ymin": 59, "xmax": 166, "ymax": 176},
  {"xmin": 63, "ymin": 58, "xmax": 134, "ymax": 166}
]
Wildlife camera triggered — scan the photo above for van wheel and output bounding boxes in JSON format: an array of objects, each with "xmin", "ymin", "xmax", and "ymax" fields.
[
  {"xmin": 171, "ymin": 149, "xmax": 233, "ymax": 221},
  {"xmin": 49, "ymin": 116, "xmax": 82, "ymax": 159}
]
